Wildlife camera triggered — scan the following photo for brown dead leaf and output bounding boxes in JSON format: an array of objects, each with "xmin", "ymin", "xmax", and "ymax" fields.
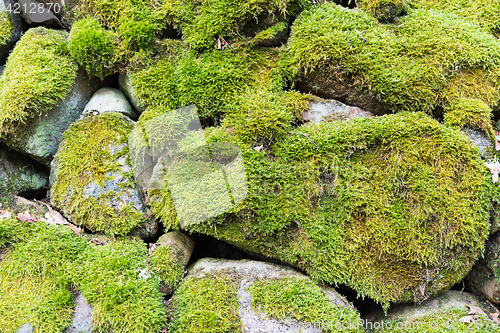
[
  {"xmin": 67, "ymin": 223, "xmax": 82, "ymax": 236},
  {"xmin": 0, "ymin": 210, "xmax": 12, "ymax": 219},
  {"xmin": 490, "ymin": 313, "xmax": 499, "ymax": 319},
  {"xmin": 41, "ymin": 209, "xmax": 69, "ymax": 225},
  {"xmin": 17, "ymin": 210, "xmax": 37, "ymax": 222},
  {"xmin": 459, "ymin": 315, "xmax": 478, "ymax": 323},
  {"xmin": 468, "ymin": 305, "xmax": 487, "ymax": 317},
  {"xmin": 90, "ymin": 238, "xmax": 103, "ymax": 245}
]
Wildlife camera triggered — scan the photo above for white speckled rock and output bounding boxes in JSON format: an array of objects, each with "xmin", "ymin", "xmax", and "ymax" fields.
[{"xmin": 83, "ymin": 87, "xmax": 136, "ymax": 119}]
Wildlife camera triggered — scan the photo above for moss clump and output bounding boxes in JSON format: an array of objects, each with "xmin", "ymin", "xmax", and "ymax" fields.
[
  {"xmin": 0, "ymin": 10, "xmax": 13, "ymax": 45},
  {"xmin": 251, "ymin": 276, "xmax": 362, "ymax": 332},
  {"xmin": 51, "ymin": 112, "xmax": 145, "ymax": 236},
  {"xmin": 0, "ymin": 27, "xmax": 77, "ymax": 137},
  {"xmin": 167, "ymin": 275, "xmax": 240, "ymax": 332},
  {"xmin": 357, "ymin": 0, "xmax": 408, "ymax": 22},
  {"xmin": 161, "ymin": 112, "xmax": 491, "ymax": 309},
  {"xmin": 283, "ymin": 3, "xmax": 500, "ymax": 115},
  {"xmin": 149, "ymin": 244, "xmax": 185, "ymax": 291},
  {"xmin": 69, "ymin": 17, "xmax": 114, "ymax": 79},
  {"xmin": 410, "ymin": 0, "xmax": 500, "ymax": 36},
  {"xmin": 444, "ymin": 98, "xmax": 495, "ymax": 139},
  {"xmin": 0, "ymin": 220, "xmax": 88, "ymax": 332},
  {"xmin": 75, "ymin": 239, "xmax": 166, "ymax": 333},
  {"xmin": 0, "ymin": 217, "xmax": 23, "ymax": 248}
]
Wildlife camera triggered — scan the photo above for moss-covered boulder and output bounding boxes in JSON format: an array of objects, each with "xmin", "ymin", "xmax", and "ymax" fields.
[
  {"xmin": 50, "ymin": 112, "xmax": 157, "ymax": 237},
  {"xmin": 135, "ymin": 111, "xmax": 490, "ymax": 308},
  {"xmin": 0, "ymin": 0, "xmax": 23, "ymax": 63},
  {"xmin": 0, "ymin": 27, "xmax": 98, "ymax": 165},
  {"xmin": 168, "ymin": 258, "xmax": 363, "ymax": 332},
  {"xmin": 283, "ymin": 3, "xmax": 500, "ymax": 116},
  {"xmin": 149, "ymin": 231, "xmax": 195, "ymax": 294},
  {"xmin": 370, "ymin": 290, "xmax": 500, "ymax": 332},
  {"xmin": 0, "ymin": 144, "xmax": 48, "ymax": 198}
]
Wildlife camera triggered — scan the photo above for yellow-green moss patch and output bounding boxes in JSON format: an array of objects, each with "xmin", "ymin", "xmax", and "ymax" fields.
[
  {"xmin": 444, "ymin": 98, "xmax": 495, "ymax": 138},
  {"xmin": 0, "ymin": 10, "xmax": 13, "ymax": 45}
]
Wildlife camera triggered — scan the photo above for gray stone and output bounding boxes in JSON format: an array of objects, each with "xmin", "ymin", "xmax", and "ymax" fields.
[
  {"xmin": 16, "ymin": 323, "xmax": 34, "ymax": 333},
  {"xmin": 175, "ymin": 258, "xmax": 359, "ymax": 333},
  {"xmin": 65, "ymin": 293, "xmax": 93, "ymax": 333},
  {"xmin": 118, "ymin": 73, "xmax": 147, "ymax": 115},
  {"xmin": 4, "ymin": 68, "xmax": 98, "ymax": 165},
  {"xmin": 465, "ymin": 233, "xmax": 500, "ymax": 304},
  {"xmin": 18, "ymin": 0, "xmax": 62, "ymax": 27},
  {"xmin": 83, "ymin": 87, "xmax": 136, "ymax": 120},
  {"xmin": 0, "ymin": 143, "xmax": 48, "ymax": 197},
  {"xmin": 301, "ymin": 99, "xmax": 374, "ymax": 124},
  {"xmin": 0, "ymin": 0, "xmax": 23, "ymax": 63},
  {"xmin": 462, "ymin": 127, "xmax": 493, "ymax": 159},
  {"xmin": 369, "ymin": 291, "xmax": 500, "ymax": 331}
]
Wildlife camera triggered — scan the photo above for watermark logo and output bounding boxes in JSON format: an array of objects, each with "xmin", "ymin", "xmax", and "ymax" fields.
[{"xmin": 129, "ymin": 105, "xmax": 248, "ymax": 227}]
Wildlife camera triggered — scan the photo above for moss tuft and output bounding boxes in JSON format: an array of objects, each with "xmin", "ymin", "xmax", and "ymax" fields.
[
  {"xmin": 69, "ymin": 17, "xmax": 114, "ymax": 79},
  {"xmin": 444, "ymin": 98, "xmax": 495, "ymax": 139},
  {"xmin": 51, "ymin": 112, "xmax": 145, "ymax": 236},
  {"xmin": 0, "ymin": 10, "xmax": 13, "ymax": 45},
  {"xmin": 167, "ymin": 275, "xmax": 240, "ymax": 332},
  {"xmin": 358, "ymin": 0, "xmax": 408, "ymax": 22},
  {"xmin": 149, "ymin": 244, "xmax": 185, "ymax": 291},
  {"xmin": 0, "ymin": 218, "xmax": 24, "ymax": 248},
  {"xmin": 251, "ymin": 276, "xmax": 362, "ymax": 332},
  {"xmin": 0, "ymin": 27, "xmax": 77, "ymax": 137}
]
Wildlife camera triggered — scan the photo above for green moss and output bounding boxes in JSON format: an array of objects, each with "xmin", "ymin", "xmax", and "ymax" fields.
[
  {"xmin": 444, "ymin": 98, "xmax": 495, "ymax": 139},
  {"xmin": 149, "ymin": 244, "xmax": 185, "ymax": 291},
  {"xmin": 0, "ymin": 27, "xmax": 77, "ymax": 137},
  {"xmin": 0, "ymin": 10, "xmax": 13, "ymax": 45},
  {"xmin": 375, "ymin": 308, "xmax": 500, "ymax": 332},
  {"xmin": 251, "ymin": 276, "xmax": 362, "ymax": 332},
  {"xmin": 167, "ymin": 275, "xmax": 240, "ymax": 332},
  {"xmin": 51, "ymin": 112, "xmax": 145, "ymax": 236},
  {"xmin": 409, "ymin": 0, "xmax": 500, "ymax": 36},
  {"xmin": 74, "ymin": 239, "xmax": 166, "ymax": 333},
  {"xmin": 0, "ymin": 221, "xmax": 89, "ymax": 332},
  {"xmin": 69, "ymin": 17, "xmax": 115, "ymax": 79},
  {"xmin": 358, "ymin": 0, "xmax": 408, "ymax": 22},
  {"xmin": 0, "ymin": 218, "xmax": 24, "ymax": 248},
  {"xmin": 168, "ymin": 112, "xmax": 491, "ymax": 309},
  {"xmin": 283, "ymin": 3, "xmax": 500, "ymax": 114}
]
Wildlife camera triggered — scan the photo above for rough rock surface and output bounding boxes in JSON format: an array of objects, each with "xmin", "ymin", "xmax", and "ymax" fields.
[
  {"xmin": 0, "ymin": 143, "xmax": 48, "ymax": 197},
  {"xmin": 462, "ymin": 127, "xmax": 493, "ymax": 158},
  {"xmin": 18, "ymin": 0, "xmax": 63, "ymax": 27},
  {"xmin": 65, "ymin": 293, "xmax": 93, "ymax": 333},
  {"xmin": 4, "ymin": 68, "xmax": 98, "ymax": 165},
  {"xmin": 301, "ymin": 99, "xmax": 374, "ymax": 123},
  {"xmin": 83, "ymin": 87, "xmax": 136, "ymax": 119}
]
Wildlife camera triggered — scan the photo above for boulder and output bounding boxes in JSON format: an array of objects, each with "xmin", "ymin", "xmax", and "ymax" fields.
[
  {"xmin": 301, "ymin": 98, "xmax": 374, "ymax": 123},
  {"xmin": 167, "ymin": 258, "xmax": 363, "ymax": 332},
  {"xmin": 0, "ymin": 0, "xmax": 23, "ymax": 64},
  {"xmin": 0, "ymin": 143, "xmax": 48, "ymax": 197},
  {"xmin": 0, "ymin": 27, "xmax": 98, "ymax": 165},
  {"xmin": 149, "ymin": 231, "xmax": 195, "ymax": 294},
  {"xmin": 370, "ymin": 291, "xmax": 500, "ymax": 332},
  {"xmin": 83, "ymin": 87, "xmax": 136, "ymax": 119},
  {"xmin": 18, "ymin": 0, "xmax": 62, "ymax": 28},
  {"xmin": 50, "ymin": 112, "xmax": 157, "ymax": 238},
  {"xmin": 118, "ymin": 73, "xmax": 147, "ymax": 115}
]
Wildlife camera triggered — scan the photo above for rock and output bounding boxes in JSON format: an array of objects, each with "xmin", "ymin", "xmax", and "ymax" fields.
[
  {"xmin": 65, "ymin": 293, "xmax": 93, "ymax": 333},
  {"xmin": 0, "ymin": 143, "xmax": 48, "ymax": 197},
  {"xmin": 18, "ymin": 0, "xmax": 63, "ymax": 28},
  {"xmin": 465, "ymin": 233, "xmax": 500, "ymax": 304},
  {"xmin": 0, "ymin": 0, "xmax": 23, "ymax": 64},
  {"xmin": 118, "ymin": 73, "xmax": 147, "ymax": 115},
  {"xmin": 50, "ymin": 112, "xmax": 157, "ymax": 237},
  {"xmin": 301, "ymin": 99, "xmax": 374, "ymax": 123},
  {"xmin": 149, "ymin": 231, "xmax": 195, "ymax": 293},
  {"xmin": 83, "ymin": 87, "xmax": 136, "ymax": 119},
  {"xmin": 16, "ymin": 323, "xmax": 34, "ymax": 333},
  {"xmin": 0, "ymin": 28, "xmax": 98, "ymax": 165},
  {"xmin": 167, "ymin": 258, "xmax": 363, "ymax": 332},
  {"xmin": 370, "ymin": 291, "xmax": 500, "ymax": 332},
  {"xmin": 462, "ymin": 127, "xmax": 493, "ymax": 158}
]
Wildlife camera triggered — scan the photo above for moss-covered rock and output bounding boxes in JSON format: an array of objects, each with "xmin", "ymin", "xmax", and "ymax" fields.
[
  {"xmin": 0, "ymin": 27, "xmax": 98, "ymax": 165},
  {"xmin": 283, "ymin": 3, "xmax": 500, "ymax": 116},
  {"xmin": 136, "ymin": 111, "xmax": 490, "ymax": 308},
  {"xmin": 371, "ymin": 290, "xmax": 500, "ymax": 332},
  {"xmin": 149, "ymin": 231, "xmax": 195, "ymax": 293},
  {"xmin": 50, "ymin": 112, "xmax": 156, "ymax": 237},
  {"xmin": 357, "ymin": 0, "xmax": 408, "ymax": 22},
  {"xmin": 168, "ymin": 258, "xmax": 362, "ymax": 332},
  {"xmin": 0, "ymin": 0, "xmax": 23, "ymax": 63},
  {"xmin": 0, "ymin": 144, "xmax": 48, "ymax": 198}
]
